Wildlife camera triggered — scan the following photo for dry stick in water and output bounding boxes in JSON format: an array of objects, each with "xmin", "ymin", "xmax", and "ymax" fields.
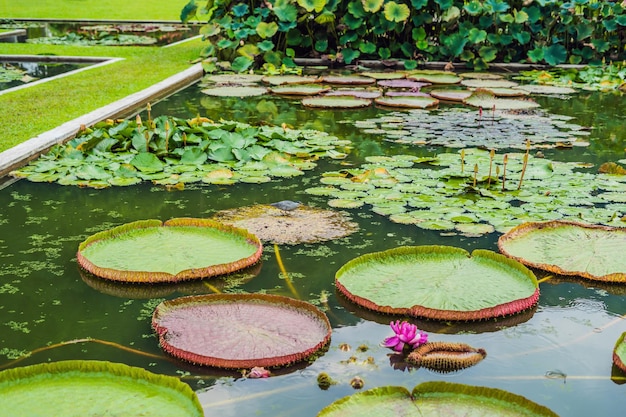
[
  {"xmin": 501, "ymin": 154, "xmax": 508, "ymax": 191},
  {"xmin": 517, "ymin": 139, "xmax": 531, "ymax": 190},
  {"xmin": 487, "ymin": 149, "xmax": 495, "ymax": 186}
]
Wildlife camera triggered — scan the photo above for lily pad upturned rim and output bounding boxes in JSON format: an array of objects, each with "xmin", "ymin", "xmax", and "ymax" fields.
[
  {"xmin": 498, "ymin": 220, "xmax": 626, "ymax": 283},
  {"xmin": 152, "ymin": 293, "xmax": 332, "ymax": 369},
  {"xmin": 77, "ymin": 218, "xmax": 263, "ymax": 283},
  {"xmin": 335, "ymin": 245, "xmax": 539, "ymax": 321},
  {"xmin": 317, "ymin": 381, "xmax": 559, "ymax": 417},
  {"xmin": 0, "ymin": 360, "xmax": 203, "ymax": 417},
  {"xmin": 614, "ymin": 332, "xmax": 626, "ymax": 373}
]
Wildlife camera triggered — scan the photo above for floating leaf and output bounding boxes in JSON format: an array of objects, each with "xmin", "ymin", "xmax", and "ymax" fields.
[
  {"xmin": 0, "ymin": 360, "xmax": 203, "ymax": 416},
  {"xmin": 383, "ymin": 1, "xmax": 411, "ymax": 22},
  {"xmin": 408, "ymin": 70, "xmax": 462, "ymax": 84},
  {"xmin": 335, "ymin": 245, "xmax": 539, "ymax": 321},
  {"xmin": 463, "ymin": 89, "xmax": 540, "ymax": 110},
  {"xmin": 152, "ymin": 293, "xmax": 331, "ymax": 368},
  {"xmin": 460, "ymin": 79, "xmax": 519, "ymax": 88},
  {"xmin": 262, "ymin": 75, "xmax": 322, "ymax": 85},
  {"xmin": 374, "ymin": 96, "xmax": 439, "ymax": 109},
  {"xmin": 614, "ymin": 332, "xmax": 626, "ymax": 373},
  {"xmin": 513, "ymin": 84, "xmax": 577, "ymax": 95},
  {"xmin": 201, "ymin": 86, "xmax": 269, "ymax": 97},
  {"xmin": 321, "ymin": 75, "xmax": 376, "ymax": 85},
  {"xmin": 77, "ymin": 218, "xmax": 263, "ymax": 283},
  {"xmin": 302, "ymin": 96, "xmax": 372, "ymax": 108},
  {"xmin": 270, "ymin": 84, "xmax": 331, "ymax": 95},
  {"xmin": 498, "ymin": 220, "xmax": 626, "ymax": 283},
  {"xmin": 429, "ymin": 89, "xmax": 472, "ymax": 102}
]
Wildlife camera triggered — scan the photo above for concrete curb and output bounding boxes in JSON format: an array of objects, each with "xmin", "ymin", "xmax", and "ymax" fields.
[{"xmin": 0, "ymin": 62, "xmax": 204, "ymax": 178}]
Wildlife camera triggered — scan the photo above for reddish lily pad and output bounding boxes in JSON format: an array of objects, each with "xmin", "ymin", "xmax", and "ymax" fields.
[
  {"xmin": 406, "ymin": 341, "xmax": 486, "ymax": 372},
  {"xmin": 374, "ymin": 96, "xmax": 439, "ymax": 109},
  {"xmin": 377, "ymin": 79, "xmax": 430, "ymax": 89},
  {"xmin": 429, "ymin": 89, "xmax": 473, "ymax": 102},
  {"xmin": 152, "ymin": 293, "xmax": 332, "ymax": 368},
  {"xmin": 384, "ymin": 90, "xmax": 431, "ymax": 97},
  {"xmin": 0, "ymin": 360, "xmax": 203, "ymax": 416},
  {"xmin": 302, "ymin": 96, "xmax": 372, "ymax": 108},
  {"xmin": 335, "ymin": 245, "xmax": 539, "ymax": 321},
  {"xmin": 498, "ymin": 220, "xmax": 626, "ymax": 283},
  {"xmin": 77, "ymin": 218, "xmax": 263, "ymax": 283},
  {"xmin": 614, "ymin": 332, "xmax": 626, "ymax": 373},
  {"xmin": 317, "ymin": 382, "xmax": 559, "ymax": 417}
]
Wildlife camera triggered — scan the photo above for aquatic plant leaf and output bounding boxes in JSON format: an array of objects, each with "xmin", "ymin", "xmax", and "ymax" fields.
[
  {"xmin": 262, "ymin": 75, "xmax": 322, "ymax": 85},
  {"xmin": 614, "ymin": 332, "xmax": 626, "ymax": 373},
  {"xmin": 377, "ymin": 79, "xmax": 430, "ymax": 89},
  {"xmin": 460, "ymin": 72, "xmax": 504, "ymax": 80},
  {"xmin": 317, "ymin": 382, "xmax": 559, "ymax": 416},
  {"xmin": 321, "ymin": 75, "xmax": 376, "ymax": 85},
  {"xmin": 360, "ymin": 71, "xmax": 407, "ymax": 80},
  {"xmin": 498, "ymin": 220, "xmax": 626, "ymax": 283},
  {"xmin": 77, "ymin": 218, "xmax": 263, "ymax": 283},
  {"xmin": 335, "ymin": 245, "xmax": 539, "ymax": 321},
  {"xmin": 131, "ymin": 152, "xmax": 165, "ymax": 173},
  {"xmin": 407, "ymin": 70, "xmax": 462, "ymax": 84},
  {"xmin": 0, "ymin": 360, "xmax": 203, "ymax": 416},
  {"xmin": 383, "ymin": 1, "xmax": 411, "ymax": 22},
  {"xmin": 270, "ymin": 84, "xmax": 331, "ymax": 95},
  {"xmin": 302, "ymin": 96, "xmax": 372, "ymax": 108},
  {"xmin": 429, "ymin": 89, "xmax": 472, "ymax": 102},
  {"xmin": 463, "ymin": 89, "xmax": 540, "ymax": 110},
  {"xmin": 213, "ymin": 203, "xmax": 358, "ymax": 244},
  {"xmin": 152, "ymin": 293, "xmax": 331, "ymax": 368},
  {"xmin": 406, "ymin": 341, "xmax": 486, "ymax": 372},
  {"xmin": 374, "ymin": 96, "xmax": 439, "ymax": 109},
  {"xmin": 460, "ymin": 79, "xmax": 519, "ymax": 88},
  {"xmin": 201, "ymin": 86, "xmax": 269, "ymax": 97},
  {"xmin": 514, "ymin": 84, "xmax": 577, "ymax": 95},
  {"xmin": 324, "ymin": 88, "xmax": 383, "ymax": 99}
]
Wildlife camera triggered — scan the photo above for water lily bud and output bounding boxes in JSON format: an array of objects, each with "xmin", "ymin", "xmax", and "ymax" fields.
[{"xmin": 350, "ymin": 376, "xmax": 364, "ymax": 389}]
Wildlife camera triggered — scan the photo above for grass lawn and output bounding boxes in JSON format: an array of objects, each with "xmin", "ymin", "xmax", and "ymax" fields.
[
  {"xmin": 0, "ymin": 0, "xmax": 206, "ymax": 154},
  {"xmin": 0, "ymin": 0, "xmax": 190, "ymax": 21}
]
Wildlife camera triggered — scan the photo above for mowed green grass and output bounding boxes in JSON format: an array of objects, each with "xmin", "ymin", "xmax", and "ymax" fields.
[
  {"xmin": 0, "ymin": 1, "xmax": 206, "ymax": 153},
  {"xmin": 0, "ymin": 0, "xmax": 189, "ymax": 20}
]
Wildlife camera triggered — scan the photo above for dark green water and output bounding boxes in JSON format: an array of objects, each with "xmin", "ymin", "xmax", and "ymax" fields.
[{"xmin": 1, "ymin": 81, "xmax": 625, "ymax": 416}]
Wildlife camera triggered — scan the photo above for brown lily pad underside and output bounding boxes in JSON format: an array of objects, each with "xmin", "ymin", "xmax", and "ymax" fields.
[
  {"xmin": 407, "ymin": 341, "xmax": 487, "ymax": 372},
  {"xmin": 152, "ymin": 293, "xmax": 332, "ymax": 369},
  {"xmin": 212, "ymin": 204, "xmax": 359, "ymax": 245}
]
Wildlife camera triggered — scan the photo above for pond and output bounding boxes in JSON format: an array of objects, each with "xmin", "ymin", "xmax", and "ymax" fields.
[
  {"xmin": 0, "ymin": 72, "xmax": 625, "ymax": 416},
  {"xmin": 0, "ymin": 60, "xmax": 95, "ymax": 91}
]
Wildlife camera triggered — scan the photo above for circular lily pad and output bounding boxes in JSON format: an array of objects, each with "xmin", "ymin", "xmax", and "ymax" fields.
[
  {"xmin": 360, "ymin": 71, "xmax": 407, "ymax": 80},
  {"xmin": 460, "ymin": 72, "xmax": 505, "ymax": 80},
  {"xmin": 374, "ymin": 96, "xmax": 439, "ymax": 109},
  {"xmin": 212, "ymin": 203, "xmax": 359, "ymax": 245},
  {"xmin": 270, "ymin": 83, "xmax": 331, "ymax": 95},
  {"xmin": 514, "ymin": 84, "xmax": 577, "ymax": 95},
  {"xmin": 204, "ymin": 73, "xmax": 264, "ymax": 84},
  {"xmin": 302, "ymin": 96, "xmax": 372, "ymax": 108},
  {"xmin": 77, "ymin": 218, "xmax": 263, "ymax": 283},
  {"xmin": 377, "ymin": 79, "xmax": 430, "ymax": 89},
  {"xmin": 324, "ymin": 88, "xmax": 383, "ymax": 99},
  {"xmin": 614, "ymin": 332, "xmax": 626, "ymax": 373},
  {"xmin": 429, "ymin": 89, "xmax": 473, "ymax": 102},
  {"xmin": 463, "ymin": 89, "xmax": 540, "ymax": 110},
  {"xmin": 498, "ymin": 220, "xmax": 626, "ymax": 283},
  {"xmin": 460, "ymin": 79, "xmax": 519, "ymax": 88},
  {"xmin": 317, "ymin": 382, "xmax": 559, "ymax": 417},
  {"xmin": 152, "ymin": 293, "xmax": 332, "ymax": 368},
  {"xmin": 200, "ymin": 85, "xmax": 268, "ymax": 97},
  {"xmin": 335, "ymin": 245, "xmax": 539, "ymax": 321},
  {"xmin": 407, "ymin": 70, "xmax": 462, "ymax": 84},
  {"xmin": 321, "ymin": 75, "xmax": 376, "ymax": 85},
  {"xmin": 262, "ymin": 75, "xmax": 322, "ymax": 85},
  {"xmin": 0, "ymin": 360, "xmax": 203, "ymax": 416}
]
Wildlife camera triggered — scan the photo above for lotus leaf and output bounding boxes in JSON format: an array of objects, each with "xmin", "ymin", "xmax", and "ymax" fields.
[
  {"xmin": 212, "ymin": 203, "xmax": 358, "ymax": 245},
  {"xmin": 317, "ymin": 382, "xmax": 558, "ymax": 417},
  {"xmin": 463, "ymin": 89, "xmax": 540, "ymax": 110},
  {"xmin": 335, "ymin": 245, "xmax": 539, "ymax": 321},
  {"xmin": 152, "ymin": 293, "xmax": 332, "ymax": 368},
  {"xmin": 77, "ymin": 218, "xmax": 263, "ymax": 283},
  {"xmin": 0, "ymin": 360, "xmax": 203, "ymax": 417},
  {"xmin": 321, "ymin": 75, "xmax": 376, "ymax": 85},
  {"xmin": 498, "ymin": 220, "xmax": 626, "ymax": 283},
  {"xmin": 262, "ymin": 75, "xmax": 322, "ymax": 85},
  {"xmin": 374, "ymin": 96, "xmax": 439, "ymax": 109},
  {"xmin": 302, "ymin": 96, "xmax": 372, "ymax": 108},
  {"xmin": 270, "ymin": 84, "xmax": 331, "ymax": 95},
  {"xmin": 614, "ymin": 332, "xmax": 626, "ymax": 373},
  {"xmin": 201, "ymin": 86, "xmax": 269, "ymax": 97}
]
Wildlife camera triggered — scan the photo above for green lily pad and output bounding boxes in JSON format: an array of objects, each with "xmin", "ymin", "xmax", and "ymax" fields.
[
  {"xmin": 201, "ymin": 85, "xmax": 269, "ymax": 97},
  {"xmin": 302, "ymin": 96, "xmax": 372, "ymax": 108},
  {"xmin": 481, "ymin": 87, "xmax": 530, "ymax": 97},
  {"xmin": 270, "ymin": 83, "xmax": 331, "ymax": 95},
  {"xmin": 374, "ymin": 96, "xmax": 439, "ymax": 109},
  {"xmin": 152, "ymin": 293, "xmax": 331, "ymax": 368},
  {"xmin": 407, "ymin": 70, "xmax": 462, "ymax": 84},
  {"xmin": 360, "ymin": 71, "xmax": 407, "ymax": 80},
  {"xmin": 335, "ymin": 245, "xmax": 539, "ymax": 321},
  {"xmin": 498, "ymin": 220, "xmax": 626, "ymax": 283},
  {"xmin": 463, "ymin": 89, "xmax": 540, "ymax": 110},
  {"xmin": 514, "ymin": 84, "xmax": 578, "ymax": 95},
  {"xmin": 429, "ymin": 89, "xmax": 472, "ymax": 102},
  {"xmin": 317, "ymin": 382, "xmax": 559, "ymax": 417},
  {"xmin": 614, "ymin": 332, "xmax": 626, "ymax": 373},
  {"xmin": 461, "ymin": 79, "xmax": 519, "ymax": 88},
  {"xmin": 324, "ymin": 88, "xmax": 383, "ymax": 99},
  {"xmin": 203, "ymin": 73, "xmax": 264, "ymax": 85},
  {"xmin": 321, "ymin": 75, "xmax": 377, "ymax": 85},
  {"xmin": 460, "ymin": 72, "xmax": 505, "ymax": 80},
  {"xmin": 77, "ymin": 218, "xmax": 263, "ymax": 283},
  {"xmin": 0, "ymin": 360, "xmax": 203, "ymax": 417},
  {"xmin": 262, "ymin": 75, "xmax": 322, "ymax": 85}
]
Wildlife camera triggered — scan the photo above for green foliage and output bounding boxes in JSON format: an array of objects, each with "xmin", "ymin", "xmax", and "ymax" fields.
[{"xmin": 190, "ymin": 0, "xmax": 626, "ymax": 68}]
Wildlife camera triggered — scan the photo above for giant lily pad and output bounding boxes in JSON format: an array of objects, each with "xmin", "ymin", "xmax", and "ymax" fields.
[
  {"xmin": 317, "ymin": 382, "xmax": 559, "ymax": 417},
  {"xmin": 0, "ymin": 360, "xmax": 203, "ymax": 416},
  {"xmin": 614, "ymin": 332, "xmax": 626, "ymax": 373},
  {"xmin": 514, "ymin": 84, "xmax": 577, "ymax": 95},
  {"xmin": 461, "ymin": 79, "xmax": 519, "ymax": 89},
  {"xmin": 407, "ymin": 70, "xmax": 462, "ymax": 84},
  {"xmin": 270, "ymin": 83, "xmax": 331, "ymax": 95},
  {"xmin": 463, "ymin": 89, "xmax": 540, "ymax": 110},
  {"xmin": 262, "ymin": 75, "xmax": 322, "ymax": 85},
  {"xmin": 302, "ymin": 96, "xmax": 372, "ymax": 108},
  {"xmin": 201, "ymin": 85, "xmax": 269, "ymax": 97},
  {"xmin": 335, "ymin": 245, "xmax": 539, "ymax": 321},
  {"xmin": 429, "ymin": 89, "xmax": 472, "ymax": 102},
  {"xmin": 152, "ymin": 293, "xmax": 332, "ymax": 368},
  {"xmin": 77, "ymin": 218, "xmax": 263, "ymax": 283},
  {"xmin": 324, "ymin": 88, "xmax": 383, "ymax": 99},
  {"xmin": 498, "ymin": 220, "xmax": 626, "ymax": 283},
  {"xmin": 322, "ymin": 75, "xmax": 376, "ymax": 85},
  {"xmin": 374, "ymin": 96, "xmax": 439, "ymax": 109},
  {"xmin": 212, "ymin": 203, "xmax": 359, "ymax": 245}
]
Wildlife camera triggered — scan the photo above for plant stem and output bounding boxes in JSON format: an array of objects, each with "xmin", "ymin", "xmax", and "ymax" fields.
[
  {"xmin": 487, "ymin": 149, "xmax": 495, "ymax": 186},
  {"xmin": 517, "ymin": 139, "xmax": 530, "ymax": 190},
  {"xmin": 502, "ymin": 154, "xmax": 508, "ymax": 192},
  {"xmin": 274, "ymin": 244, "xmax": 300, "ymax": 299}
]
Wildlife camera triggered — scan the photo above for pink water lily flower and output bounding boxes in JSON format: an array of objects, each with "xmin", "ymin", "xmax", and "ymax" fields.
[
  {"xmin": 383, "ymin": 320, "xmax": 428, "ymax": 352},
  {"xmin": 247, "ymin": 366, "xmax": 270, "ymax": 378}
]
